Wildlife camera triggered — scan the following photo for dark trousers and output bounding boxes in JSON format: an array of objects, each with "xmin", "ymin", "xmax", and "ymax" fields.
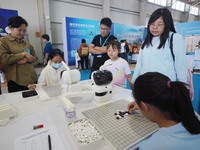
[
  {"xmin": 120, "ymin": 53, "xmax": 128, "ymax": 62},
  {"xmin": 77, "ymin": 60, "xmax": 81, "ymax": 69},
  {"xmin": 90, "ymin": 54, "xmax": 109, "ymax": 79},
  {"xmin": 80, "ymin": 56, "xmax": 89, "ymax": 70},
  {"xmin": 8, "ymin": 80, "xmax": 29, "ymax": 93}
]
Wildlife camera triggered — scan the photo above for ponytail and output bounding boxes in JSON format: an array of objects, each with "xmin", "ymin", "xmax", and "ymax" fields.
[
  {"xmin": 133, "ymin": 72, "xmax": 200, "ymax": 135},
  {"xmin": 170, "ymin": 82, "xmax": 200, "ymax": 134}
]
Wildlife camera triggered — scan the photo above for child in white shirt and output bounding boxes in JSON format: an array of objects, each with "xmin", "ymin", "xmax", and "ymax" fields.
[
  {"xmin": 37, "ymin": 49, "xmax": 66, "ymax": 86},
  {"xmin": 100, "ymin": 40, "xmax": 132, "ymax": 88},
  {"xmin": 28, "ymin": 49, "xmax": 66, "ymax": 89}
]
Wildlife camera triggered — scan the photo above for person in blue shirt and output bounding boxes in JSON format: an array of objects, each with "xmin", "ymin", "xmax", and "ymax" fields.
[
  {"xmin": 128, "ymin": 72, "xmax": 200, "ymax": 150},
  {"xmin": 132, "ymin": 7, "xmax": 187, "ymax": 86},
  {"xmin": 42, "ymin": 34, "xmax": 52, "ymax": 65}
]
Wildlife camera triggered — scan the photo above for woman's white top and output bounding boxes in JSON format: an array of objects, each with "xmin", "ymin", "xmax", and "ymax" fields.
[
  {"xmin": 38, "ymin": 61, "xmax": 66, "ymax": 86},
  {"xmin": 132, "ymin": 32, "xmax": 187, "ymax": 83}
]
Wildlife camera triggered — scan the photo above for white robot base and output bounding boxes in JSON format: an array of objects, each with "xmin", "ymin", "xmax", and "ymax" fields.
[{"xmin": 91, "ymin": 83, "xmax": 112, "ymax": 104}]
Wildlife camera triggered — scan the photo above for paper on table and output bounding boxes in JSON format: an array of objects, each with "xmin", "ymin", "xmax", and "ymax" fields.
[{"xmin": 14, "ymin": 126, "xmax": 66, "ymax": 150}]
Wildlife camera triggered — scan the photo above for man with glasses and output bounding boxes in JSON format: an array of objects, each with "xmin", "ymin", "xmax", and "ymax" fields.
[{"xmin": 89, "ymin": 17, "xmax": 117, "ymax": 77}]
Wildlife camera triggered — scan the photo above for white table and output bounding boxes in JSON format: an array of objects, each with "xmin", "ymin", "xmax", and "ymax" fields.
[{"xmin": 0, "ymin": 82, "xmax": 133, "ymax": 150}]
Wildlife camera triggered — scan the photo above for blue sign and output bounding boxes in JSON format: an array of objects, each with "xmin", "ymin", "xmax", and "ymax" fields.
[
  {"xmin": 0, "ymin": 8, "xmax": 18, "ymax": 36},
  {"xmin": 114, "ymin": 23, "xmax": 145, "ymax": 44},
  {"xmin": 65, "ymin": 17, "xmax": 100, "ymax": 65},
  {"xmin": 175, "ymin": 21, "xmax": 200, "ymax": 36}
]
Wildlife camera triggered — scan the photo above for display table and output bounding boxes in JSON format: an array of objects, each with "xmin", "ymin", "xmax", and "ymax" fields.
[{"xmin": 0, "ymin": 81, "xmax": 135, "ymax": 150}]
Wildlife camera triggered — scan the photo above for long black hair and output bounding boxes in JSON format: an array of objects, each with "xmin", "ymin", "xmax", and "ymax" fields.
[
  {"xmin": 141, "ymin": 7, "xmax": 176, "ymax": 49},
  {"xmin": 133, "ymin": 72, "xmax": 200, "ymax": 134}
]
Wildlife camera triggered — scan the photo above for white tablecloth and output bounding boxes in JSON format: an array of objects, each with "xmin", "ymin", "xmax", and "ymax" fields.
[{"xmin": 0, "ymin": 83, "xmax": 132, "ymax": 150}]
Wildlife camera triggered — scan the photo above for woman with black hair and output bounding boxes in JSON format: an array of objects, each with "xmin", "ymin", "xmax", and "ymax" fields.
[
  {"xmin": 0, "ymin": 16, "xmax": 37, "ymax": 92},
  {"xmin": 132, "ymin": 7, "xmax": 187, "ymax": 85},
  {"xmin": 128, "ymin": 72, "xmax": 200, "ymax": 150}
]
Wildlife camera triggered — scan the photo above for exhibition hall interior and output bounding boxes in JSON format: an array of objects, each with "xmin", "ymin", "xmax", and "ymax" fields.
[{"xmin": 0, "ymin": 0, "xmax": 200, "ymax": 150}]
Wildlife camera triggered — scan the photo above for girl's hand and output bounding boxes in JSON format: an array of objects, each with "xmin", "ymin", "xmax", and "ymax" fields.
[{"xmin": 127, "ymin": 101, "xmax": 139, "ymax": 113}]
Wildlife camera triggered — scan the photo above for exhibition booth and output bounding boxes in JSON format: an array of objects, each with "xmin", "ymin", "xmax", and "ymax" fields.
[
  {"xmin": 0, "ymin": 8, "xmax": 200, "ymax": 150},
  {"xmin": 0, "ymin": 8, "xmax": 200, "ymax": 111}
]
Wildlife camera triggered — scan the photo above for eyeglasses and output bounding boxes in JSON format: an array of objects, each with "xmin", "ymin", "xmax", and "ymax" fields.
[{"xmin": 149, "ymin": 23, "xmax": 164, "ymax": 28}]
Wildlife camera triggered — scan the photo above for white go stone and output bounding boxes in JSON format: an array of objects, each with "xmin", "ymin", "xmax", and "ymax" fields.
[{"xmin": 69, "ymin": 119, "xmax": 101, "ymax": 145}]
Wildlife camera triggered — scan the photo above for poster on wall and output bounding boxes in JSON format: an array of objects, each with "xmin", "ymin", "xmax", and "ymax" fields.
[
  {"xmin": 175, "ymin": 21, "xmax": 200, "ymax": 53},
  {"xmin": 114, "ymin": 23, "xmax": 145, "ymax": 55},
  {"xmin": 64, "ymin": 17, "xmax": 100, "ymax": 65},
  {"xmin": 0, "ymin": 8, "xmax": 18, "ymax": 36},
  {"xmin": 185, "ymin": 35, "xmax": 200, "ymax": 52},
  {"xmin": 114, "ymin": 23, "xmax": 144, "ymax": 44}
]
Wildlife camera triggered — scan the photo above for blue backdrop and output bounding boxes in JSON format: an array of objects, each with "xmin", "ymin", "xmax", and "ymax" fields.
[{"xmin": 0, "ymin": 8, "xmax": 18, "ymax": 36}]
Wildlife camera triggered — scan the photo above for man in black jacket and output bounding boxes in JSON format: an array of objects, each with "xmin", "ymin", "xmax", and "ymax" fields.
[{"xmin": 89, "ymin": 17, "xmax": 117, "ymax": 77}]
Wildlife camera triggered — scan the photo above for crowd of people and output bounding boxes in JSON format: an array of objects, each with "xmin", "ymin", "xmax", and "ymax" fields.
[{"xmin": 0, "ymin": 7, "xmax": 199, "ymax": 149}]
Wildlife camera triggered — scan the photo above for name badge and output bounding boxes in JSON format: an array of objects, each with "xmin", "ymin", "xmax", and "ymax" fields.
[{"xmin": 24, "ymin": 48, "xmax": 30, "ymax": 54}]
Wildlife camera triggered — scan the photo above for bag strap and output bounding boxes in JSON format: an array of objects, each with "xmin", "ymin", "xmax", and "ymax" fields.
[
  {"xmin": 169, "ymin": 33, "xmax": 178, "ymax": 80},
  {"xmin": 170, "ymin": 33, "xmax": 175, "ymax": 61}
]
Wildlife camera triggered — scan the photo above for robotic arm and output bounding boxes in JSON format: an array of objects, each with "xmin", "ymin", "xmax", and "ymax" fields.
[
  {"xmin": 61, "ymin": 61, "xmax": 113, "ymax": 104},
  {"xmin": 91, "ymin": 70, "xmax": 113, "ymax": 104},
  {"xmin": 60, "ymin": 61, "xmax": 93, "ymax": 97}
]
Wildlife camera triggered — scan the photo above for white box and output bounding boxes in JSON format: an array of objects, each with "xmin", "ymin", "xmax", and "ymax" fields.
[{"xmin": 68, "ymin": 118, "xmax": 104, "ymax": 150}]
